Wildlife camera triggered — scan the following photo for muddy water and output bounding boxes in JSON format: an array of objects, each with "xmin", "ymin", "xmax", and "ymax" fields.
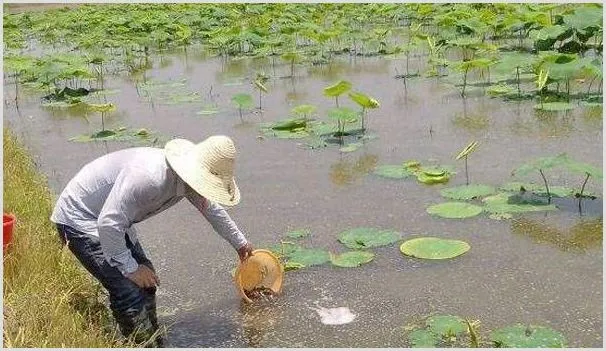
[{"xmin": 3, "ymin": 48, "xmax": 602, "ymax": 347}]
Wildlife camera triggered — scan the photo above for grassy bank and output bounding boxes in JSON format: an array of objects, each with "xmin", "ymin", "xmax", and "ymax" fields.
[{"xmin": 2, "ymin": 128, "xmax": 124, "ymax": 347}]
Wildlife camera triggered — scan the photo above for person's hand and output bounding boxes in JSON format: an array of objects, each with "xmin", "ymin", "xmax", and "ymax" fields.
[
  {"xmin": 237, "ymin": 242, "xmax": 254, "ymax": 262},
  {"xmin": 126, "ymin": 264, "xmax": 160, "ymax": 288}
]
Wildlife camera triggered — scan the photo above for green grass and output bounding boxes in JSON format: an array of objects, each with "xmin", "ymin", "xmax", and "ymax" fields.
[{"xmin": 3, "ymin": 128, "xmax": 126, "ymax": 347}]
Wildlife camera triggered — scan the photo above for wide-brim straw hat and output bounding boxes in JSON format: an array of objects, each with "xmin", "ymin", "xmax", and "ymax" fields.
[
  {"xmin": 235, "ymin": 249, "xmax": 284, "ymax": 303},
  {"xmin": 165, "ymin": 135, "xmax": 241, "ymax": 206}
]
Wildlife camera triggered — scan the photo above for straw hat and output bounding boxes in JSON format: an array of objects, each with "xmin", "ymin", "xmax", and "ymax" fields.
[
  {"xmin": 235, "ymin": 249, "xmax": 284, "ymax": 303},
  {"xmin": 165, "ymin": 136, "xmax": 241, "ymax": 206}
]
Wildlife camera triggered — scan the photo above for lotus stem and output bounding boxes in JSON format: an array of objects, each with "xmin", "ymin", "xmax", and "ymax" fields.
[
  {"xmin": 239, "ymin": 108, "xmax": 243, "ymax": 122},
  {"xmin": 539, "ymin": 169, "xmax": 551, "ymax": 201},
  {"xmin": 578, "ymin": 172, "xmax": 590, "ymax": 199},
  {"xmin": 465, "ymin": 156, "xmax": 469, "ymax": 185},
  {"xmin": 461, "ymin": 66, "xmax": 469, "ymax": 97},
  {"xmin": 516, "ymin": 67, "xmax": 521, "ymax": 97}
]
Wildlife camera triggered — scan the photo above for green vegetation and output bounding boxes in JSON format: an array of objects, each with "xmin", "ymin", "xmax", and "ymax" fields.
[{"xmin": 3, "ymin": 129, "xmax": 127, "ymax": 347}]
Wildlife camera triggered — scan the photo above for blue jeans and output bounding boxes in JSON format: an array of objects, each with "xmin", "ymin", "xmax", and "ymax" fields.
[{"xmin": 56, "ymin": 224, "xmax": 159, "ymax": 342}]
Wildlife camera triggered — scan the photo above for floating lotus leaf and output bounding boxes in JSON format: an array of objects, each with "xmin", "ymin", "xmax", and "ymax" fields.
[
  {"xmin": 270, "ymin": 118, "xmax": 308, "ymax": 131},
  {"xmin": 284, "ymin": 262, "xmax": 306, "ymax": 271},
  {"xmin": 373, "ymin": 165, "xmax": 414, "ymax": 179},
  {"xmin": 287, "ymin": 248, "xmax": 330, "ymax": 267},
  {"xmin": 408, "ymin": 329, "xmax": 439, "ymax": 348},
  {"xmin": 339, "ymin": 142, "xmax": 363, "ymax": 153},
  {"xmin": 490, "ymin": 324, "xmax": 567, "ymax": 348},
  {"xmin": 330, "ymin": 251, "xmax": 375, "ymax": 268},
  {"xmin": 426, "ymin": 202, "xmax": 483, "ymax": 219},
  {"xmin": 196, "ymin": 107, "xmax": 221, "ymax": 116},
  {"xmin": 440, "ymin": 184, "xmax": 497, "ymax": 200},
  {"xmin": 267, "ymin": 242, "xmax": 302, "ymax": 257},
  {"xmin": 338, "ymin": 227, "xmax": 400, "ymax": 249},
  {"xmin": 426, "ymin": 315, "xmax": 467, "ymax": 337},
  {"xmin": 483, "ymin": 193, "xmax": 558, "ymax": 214},
  {"xmin": 86, "ymin": 102, "xmax": 116, "ymax": 113},
  {"xmin": 417, "ymin": 172, "xmax": 450, "ymax": 184},
  {"xmin": 533, "ymin": 186, "xmax": 574, "ymax": 198},
  {"xmin": 400, "ymin": 237, "xmax": 470, "ymax": 259},
  {"xmin": 404, "ymin": 160, "xmax": 421, "ymax": 170},
  {"xmin": 286, "ymin": 229, "xmax": 311, "ymax": 239},
  {"xmin": 498, "ymin": 182, "xmax": 543, "ymax": 193},
  {"xmin": 533, "ymin": 102, "xmax": 575, "ymax": 111},
  {"xmin": 70, "ymin": 128, "xmax": 158, "ymax": 143}
]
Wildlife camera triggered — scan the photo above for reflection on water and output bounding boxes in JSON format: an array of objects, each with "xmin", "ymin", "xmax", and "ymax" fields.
[
  {"xmin": 509, "ymin": 109, "xmax": 577, "ymax": 138},
  {"xmin": 581, "ymin": 106, "xmax": 603, "ymax": 130},
  {"xmin": 330, "ymin": 153, "xmax": 378, "ymax": 186},
  {"xmin": 239, "ymin": 300, "xmax": 281, "ymax": 347},
  {"xmin": 511, "ymin": 216, "xmax": 603, "ymax": 253}
]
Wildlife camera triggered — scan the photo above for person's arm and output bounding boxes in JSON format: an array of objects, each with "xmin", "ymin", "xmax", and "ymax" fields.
[
  {"xmin": 186, "ymin": 189, "xmax": 253, "ymax": 260},
  {"xmin": 97, "ymin": 169, "xmax": 158, "ymax": 276}
]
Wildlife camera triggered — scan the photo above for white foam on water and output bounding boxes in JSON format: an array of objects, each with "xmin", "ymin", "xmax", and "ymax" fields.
[{"xmin": 312, "ymin": 306, "xmax": 356, "ymax": 325}]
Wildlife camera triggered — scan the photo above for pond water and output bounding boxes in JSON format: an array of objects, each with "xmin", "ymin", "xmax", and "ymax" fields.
[{"xmin": 3, "ymin": 46, "xmax": 603, "ymax": 347}]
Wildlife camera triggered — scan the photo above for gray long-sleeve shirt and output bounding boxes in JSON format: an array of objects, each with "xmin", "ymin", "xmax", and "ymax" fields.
[{"xmin": 50, "ymin": 147, "xmax": 248, "ymax": 275}]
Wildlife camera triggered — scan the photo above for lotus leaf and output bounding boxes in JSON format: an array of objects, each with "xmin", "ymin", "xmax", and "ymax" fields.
[
  {"xmin": 513, "ymin": 153, "xmax": 571, "ymax": 177},
  {"xmin": 483, "ymin": 193, "xmax": 558, "ymax": 214},
  {"xmin": 408, "ymin": 329, "xmax": 439, "ymax": 348},
  {"xmin": 231, "ymin": 93, "xmax": 253, "ymax": 108},
  {"xmin": 440, "ymin": 184, "xmax": 497, "ymax": 200},
  {"xmin": 533, "ymin": 186, "xmax": 574, "ymax": 198},
  {"xmin": 330, "ymin": 251, "xmax": 375, "ymax": 268},
  {"xmin": 284, "ymin": 262, "xmax": 306, "ymax": 272},
  {"xmin": 404, "ymin": 160, "xmax": 421, "ymax": 170},
  {"xmin": 270, "ymin": 118, "xmax": 308, "ymax": 131},
  {"xmin": 400, "ymin": 237, "xmax": 470, "ymax": 259},
  {"xmin": 417, "ymin": 173, "xmax": 450, "ymax": 185},
  {"xmin": 373, "ymin": 165, "xmax": 414, "ymax": 179},
  {"xmin": 348, "ymin": 91, "xmax": 380, "ymax": 109},
  {"xmin": 254, "ymin": 79, "xmax": 268, "ymax": 93},
  {"xmin": 291, "ymin": 104, "xmax": 316, "ymax": 116},
  {"xmin": 196, "ymin": 107, "xmax": 220, "ymax": 115},
  {"xmin": 498, "ymin": 182, "xmax": 544, "ymax": 193},
  {"xmin": 287, "ymin": 248, "xmax": 330, "ymax": 267},
  {"xmin": 340, "ymin": 142, "xmax": 363, "ymax": 153},
  {"xmin": 338, "ymin": 227, "xmax": 400, "ymax": 249},
  {"xmin": 324, "ymin": 80, "xmax": 352, "ymax": 97},
  {"xmin": 533, "ymin": 102, "xmax": 575, "ymax": 111},
  {"xmin": 286, "ymin": 229, "xmax": 311, "ymax": 239},
  {"xmin": 268, "ymin": 242, "xmax": 302, "ymax": 257},
  {"xmin": 490, "ymin": 324, "xmax": 566, "ymax": 348},
  {"xmin": 455, "ymin": 141, "xmax": 479, "ymax": 160},
  {"xmin": 426, "ymin": 315, "xmax": 467, "ymax": 337},
  {"xmin": 426, "ymin": 202, "xmax": 483, "ymax": 219}
]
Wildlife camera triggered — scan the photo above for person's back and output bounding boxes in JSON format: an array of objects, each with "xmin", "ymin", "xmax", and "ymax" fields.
[{"xmin": 51, "ymin": 147, "xmax": 167, "ymax": 236}]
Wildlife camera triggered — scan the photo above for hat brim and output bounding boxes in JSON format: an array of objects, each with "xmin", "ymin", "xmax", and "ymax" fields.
[{"xmin": 165, "ymin": 138, "xmax": 241, "ymax": 206}]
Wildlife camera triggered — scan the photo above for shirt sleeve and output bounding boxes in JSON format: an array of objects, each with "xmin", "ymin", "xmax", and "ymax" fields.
[
  {"xmin": 185, "ymin": 189, "xmax": 248, "ymax": 250},
  {"xmin": 97, "ymin": 168, "xmax": 159, "ymax": 276}
]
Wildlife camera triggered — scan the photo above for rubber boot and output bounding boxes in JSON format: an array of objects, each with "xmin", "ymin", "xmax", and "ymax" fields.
[
  {"xmin": 144, "ymin": 295, "xmax": 164, "ymax": 347},
  {"xmin": 114, "ymin": 306, "xmax": 157, "ymax": 347}
]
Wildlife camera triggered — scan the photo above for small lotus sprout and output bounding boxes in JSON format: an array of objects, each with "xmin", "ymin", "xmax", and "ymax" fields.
[
  {"xmin": 253, "ymin": 73, "xmax": 269, "ymax": 110},
  {"xmin": 328, "ymin": 107, "xmax": 357, "ymax": 145},
  {"xmin": 86, "ymin": 102, "xmax": 116, "ymax": 132},
  {"xmin": 280, "ymin": 51, "xmax": 303, "ymax": 78},
  {"xmin": 348, "ymin": 91, "xmax": 379, "ymax": 131},
  {"xmin": 455, "ymin": 141, "xmax": 479, "ymax": 185},
  {"xmin": 323, "ymin": 80, "xmax": 352, "ymax": 108},
  {"xmin": 536, "ymin": 69, "xmax": 549, "ymax": 109},
  {"xmin": 231, "ymin": 93, "xmax": 253, "ymax": 122},
  {"xmin": 291, "ymin": 104, "xmax": 317, "ymax": 130}
]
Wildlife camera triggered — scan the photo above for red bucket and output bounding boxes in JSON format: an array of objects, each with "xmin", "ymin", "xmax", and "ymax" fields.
[{"xmin": 3, "ymin": 213, "xmax": 16, "ymax": 253}]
